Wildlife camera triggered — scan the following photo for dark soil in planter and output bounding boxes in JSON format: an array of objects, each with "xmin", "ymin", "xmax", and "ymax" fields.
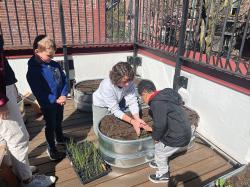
[
  {"xmin": 224, "ymin": 165, "xmax": 250, "ymax": 187},
  {"xmin": 99, "ymin": 108, "xmax": 153, "ymax": 140},
  {"xmin": 75, "ymin": 79, "xmax": 102, "ymax": 93},
  {"xmin": 99, "ymin": 106, "xmax": 199, "ymax": 140},
  {"xmin": 66, "ymin": 140, "xmax": 111, "ymax": 184}
]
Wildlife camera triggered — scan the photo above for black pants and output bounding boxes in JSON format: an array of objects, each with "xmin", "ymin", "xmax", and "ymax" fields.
[{"xmin": 41, "ymin": 104, "xmax": 64, "ymax": 150}]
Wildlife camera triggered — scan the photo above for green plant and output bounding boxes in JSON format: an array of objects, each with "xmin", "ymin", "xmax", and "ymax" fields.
[
  {"xmin": 66, "ymin": 139, "xmax": 107, "ymax": 182},
  {"xmin": 215, "ymin": 178, "xmax": 232, "ymax": 187}
]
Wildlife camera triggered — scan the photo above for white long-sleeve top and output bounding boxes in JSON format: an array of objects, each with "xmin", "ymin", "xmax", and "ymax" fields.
[{"xmin": 93, "ymin": 78, "xmax": 139, "ymax": 119}]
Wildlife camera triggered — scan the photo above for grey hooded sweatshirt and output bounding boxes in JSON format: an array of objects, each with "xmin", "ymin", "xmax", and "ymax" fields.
[{"xmin": 149, "ymin": 88, "xmax": 191, "ymax": 147}]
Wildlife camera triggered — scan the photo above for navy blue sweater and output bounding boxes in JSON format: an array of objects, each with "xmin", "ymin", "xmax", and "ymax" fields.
[{"xmin": 26, "ymin": 55, "xmax": 68, "ymax": 108}]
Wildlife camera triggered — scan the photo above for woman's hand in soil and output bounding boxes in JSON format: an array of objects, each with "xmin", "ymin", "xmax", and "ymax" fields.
[
  {"xmin": 131, "ymin": 119, "xmax": 141, "ymax": 136},
  {"xmin": 133, "ymin": 116, "xmax": 147, "ymax": 126}
]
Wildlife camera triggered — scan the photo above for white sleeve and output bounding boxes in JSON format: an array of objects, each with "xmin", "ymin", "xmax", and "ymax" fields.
[
  {"xmin": 99, "ymin": 83, "xmax": 124, "ymax": 119},
  {"xmin": 124, "ymin": 83, "xmax": 139, "ymax": 115}
]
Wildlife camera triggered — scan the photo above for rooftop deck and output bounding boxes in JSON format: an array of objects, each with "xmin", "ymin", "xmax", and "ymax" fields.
[{"xmin": 26, "ymin": 99, "xmax": 235, "ymax": 187}]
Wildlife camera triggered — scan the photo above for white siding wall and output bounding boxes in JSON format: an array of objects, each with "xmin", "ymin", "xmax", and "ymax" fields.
[{"xmin": 72, "ymin": 52, "xmax": 132, "ymax": 82}]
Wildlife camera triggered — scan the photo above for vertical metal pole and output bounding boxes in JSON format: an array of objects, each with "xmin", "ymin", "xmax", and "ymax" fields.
[
  {"xmin": 31, "ymin": 0, "xmax": 38, "ymax": 36},
  {"xmin": 83, "ymin": 0, "xmax": 88, "ymax": 43},
  {"xmin": 4, "ymin": 0, "xmax": 13, "ymax": 45},
  {"xmin": 132, "ymin": 0, "xmax": 140, "ymax": 75},
  {"xmin": 58, "ymin": 0, "xmax": 70, "ymax": 93},
  {"xmin": 69, "ymin": 0, "xmax": 74, "ymax": 44},
  {"xmin": 76, "ymin": 0, "xmax": 81, "ymax": 44},
  {"xmin": 40, "ymin": 0, "xmax": 47, "ymax": 35},
  {"xmin": 49, "ymin": 0, "xmax": 56, "ymax": 41},
  {"xmin": 13, "ymin": 0, "xmax": 22, "ymax": 45},
  {"xmin": 173, "ymin": 0, "xmax": 189, "ymax": 91},
  {"xmin": 133, "ymin": 0, "xmax": 139, "ymax": 57},
  {"xmin": 23, "ymin": 0, "xmax": 31, "ymax": 45}
]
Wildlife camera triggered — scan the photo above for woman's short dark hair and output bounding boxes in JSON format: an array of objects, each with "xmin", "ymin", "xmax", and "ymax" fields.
[
  {"xmin": 109, "ymin": 62, "xmax": 135, "ymax": 85},
  {"xmin": 137, "ymin": 79, "xmax": 156, "ymax": 95}
]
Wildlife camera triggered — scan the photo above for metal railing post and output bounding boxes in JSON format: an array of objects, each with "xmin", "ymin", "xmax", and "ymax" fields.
[
  {"xmin": 173, "ymin": 0, "xmax": 189, "ymax": 91},
  {"xmin": 133, "ymin": 0, "xmax": 139, "ymax": 58},
  {"xmin": 58, "ymin": 0, "xmax": 70, "ymax": 95}
]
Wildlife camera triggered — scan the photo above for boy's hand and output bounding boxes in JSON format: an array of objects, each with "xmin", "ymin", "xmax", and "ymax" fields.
[
  {"xmin": 0, "ymin": 105, "xmax": 9, "ymax": 120},
  {"xmin": 133, "ymin": 118, "xmax": 152, "ymax": 131},
  {"xmin": 56, "ymin": 96, "xmax": 67, "ymax": 105},
  {"xmin": 142, "ymin": 125, "xmax": 152, "ymax": 132}
]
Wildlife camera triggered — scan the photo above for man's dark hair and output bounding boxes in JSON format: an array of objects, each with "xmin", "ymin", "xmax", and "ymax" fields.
[
  {"xmin": 137, "ymin": 79, "xmax": 156, "ymax": 95},
  {"xmin": 33, "ymin": 34, "xmax": 47, "ymax": 51},
  {"xmin": 109, "ymin": 62, "xmax": 134, "ymax": 85}
]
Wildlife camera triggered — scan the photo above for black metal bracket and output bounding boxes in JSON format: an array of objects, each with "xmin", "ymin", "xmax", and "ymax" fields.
[
  {"xmin": 178, "ymin": 76, "xmax": 188, "ymax": 89},
  {"xmin": 127, "ymin": 56, "xmax": 142, "ymax": 66}
]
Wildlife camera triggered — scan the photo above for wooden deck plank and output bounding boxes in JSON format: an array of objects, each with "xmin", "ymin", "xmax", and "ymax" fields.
[
  {"xmin": 52, "ymin": 145, "xmax": 222, "ymax": 187},
  {"xmin": 0, "ymin": 144, "xmax": 6, "ymax": 165},
  {"xmin": 23, "ymin": 100, "xmax": 235, "ymax": 187},
  {"xmin": 179, "ymin": 164, "xmax": 234, "ymax": 187}
]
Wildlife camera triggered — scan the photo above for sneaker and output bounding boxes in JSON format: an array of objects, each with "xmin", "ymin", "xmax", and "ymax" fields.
[
  {"xmin": 149, "ymin": 172, "xmax": 170, "ymax": 183},
  {"xmin": 56, "ymin": 136, "xmax": 70, "ymax": 145},
  {"xmin": 21, "ymin": 175, "xmax": 56, "ymax": 187},
  {"xmin": 30, "ymin": 166, "xmax": 38, "ymax": 174},
  {"xmin": 149, "ymin": 160, "xmax": 158, "ymax": 169},
  {"xmin": 46, "ymin": 149, "xmax": 65, "ymax": 161}
]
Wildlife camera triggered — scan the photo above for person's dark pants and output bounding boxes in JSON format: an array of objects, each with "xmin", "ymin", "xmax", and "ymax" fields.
[{"xmin": 41, "ymin": 104, "xmax": 64, "ymax": 151}]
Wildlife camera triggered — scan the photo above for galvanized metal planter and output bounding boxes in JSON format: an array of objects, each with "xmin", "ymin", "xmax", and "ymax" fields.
[
  {"xmin": 73, "ymin": 79, "xmax": 102, "ymax": 112},
  {"xmin": 98, "ymin": 115, "xmax": 197, "ymax": 168},
  {"xmin": 97, "ymin": 124, "xmax": 155, "ymax": 168}
]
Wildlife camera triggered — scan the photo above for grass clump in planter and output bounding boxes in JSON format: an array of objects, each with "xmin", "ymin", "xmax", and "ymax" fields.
[
  {"xmin": 215, "ymin": 165, "xmax": 250, "ymax": 187},
  {"xmin": 66, "ymin": 139, "xmax": 110, "ymax": 184}
]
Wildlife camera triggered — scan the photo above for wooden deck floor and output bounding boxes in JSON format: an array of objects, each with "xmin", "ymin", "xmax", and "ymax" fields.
[{"xmin": 25, "ymin": 99, "xmax": 235, "ymax": 187}]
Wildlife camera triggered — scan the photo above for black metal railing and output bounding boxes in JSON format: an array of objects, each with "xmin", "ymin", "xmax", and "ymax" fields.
[
  {"xmin": 0, "ymin": 0, "xmax": 249, "ymax": 81},
  {"xmin": 0, "ymin": 0, "xmax": 135, "ymax": 48},
  {"xmin": 136, "ymin": 0, "xmax": 250, "ymax": 80}
]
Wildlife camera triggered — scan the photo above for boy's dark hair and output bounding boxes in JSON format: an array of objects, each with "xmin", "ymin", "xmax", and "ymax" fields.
[
  {"xmin": 33, "ymin": 35, "xmax": 47, "ymax": 51},
  {"xmin": 137, "ymin": 79, "xmax": 156, "ymax": 95},
  {"xmin": 109, "ymin": 62, "xmax": 135, "ymax": 85}
]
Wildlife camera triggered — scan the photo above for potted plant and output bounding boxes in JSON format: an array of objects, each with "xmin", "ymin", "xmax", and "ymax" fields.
[{"xmin": 66, "ymin": 139, "xmax": 111, "ymax": 184}]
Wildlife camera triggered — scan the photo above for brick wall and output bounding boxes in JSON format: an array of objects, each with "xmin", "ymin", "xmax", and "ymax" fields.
[{"xmin": 0, "ymin": 0, "xmax": 106, "ymax": 49}]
